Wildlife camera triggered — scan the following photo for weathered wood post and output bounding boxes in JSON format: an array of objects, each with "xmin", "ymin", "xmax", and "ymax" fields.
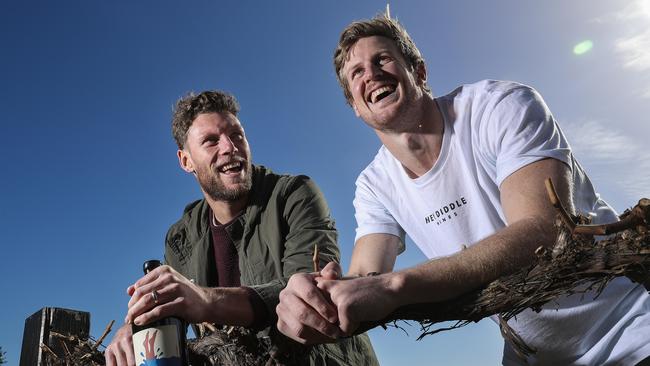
[{"xmin": 19, "ymin": 307, "xmax": 90, "ymax": 366}]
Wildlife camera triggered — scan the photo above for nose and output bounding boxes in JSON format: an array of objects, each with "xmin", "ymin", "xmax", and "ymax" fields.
[
  {"xmin": 219, "ymin": 135, "xmax": 239, "ymax": 155},
  {"xmin": 365, "ymin": 63, "xmax": 383, "ymax": 83}
]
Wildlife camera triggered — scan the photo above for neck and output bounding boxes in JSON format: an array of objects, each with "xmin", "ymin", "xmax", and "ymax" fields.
[
  {"xmin": 376, "ymin": 96, "xmax": 444, "ymax": 178},
  {"xmin": 205, "ymin": 194, "xmax": 248, "ymax": 224}
]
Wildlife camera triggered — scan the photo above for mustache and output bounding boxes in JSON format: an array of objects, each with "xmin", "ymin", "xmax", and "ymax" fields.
[{"xmin": 214, "ymin": 156, "xmax": 248, "ymax": 170}]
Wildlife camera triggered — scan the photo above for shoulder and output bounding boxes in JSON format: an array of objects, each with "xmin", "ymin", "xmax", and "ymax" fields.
[
  {"xmin": 252, "ymin": 164, "xmax": 320, "ymax": 199},
  {"xmin": 249, "ymin": 165, "xmax": 333, "ymax": 223},
  {"xmin": 166, "ymin": 198, "xmax": 208, "ymax": 239},
  {"xmin": 440, "ymin": 79, "xmax": 540, "ymax": 106},
  {"xmin": 442, "ymin": 80, "xmax": 550, "ymax": 134}
]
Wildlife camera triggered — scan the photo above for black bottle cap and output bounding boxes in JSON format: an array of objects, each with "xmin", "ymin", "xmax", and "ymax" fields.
[{"xmin": 143, "ymin": 259, "xmax": 162, "ymax": 274}]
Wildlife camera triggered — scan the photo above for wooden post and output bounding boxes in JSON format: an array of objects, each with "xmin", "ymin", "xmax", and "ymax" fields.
[{"xmin": 19, "ymin": 307, "xmax": 90, "ymax": 366}]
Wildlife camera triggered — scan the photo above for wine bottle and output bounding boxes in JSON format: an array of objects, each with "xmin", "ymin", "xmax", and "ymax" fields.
[{"xmin": 131, "ymin": 259, "xmax": 189, "ymax": 366}]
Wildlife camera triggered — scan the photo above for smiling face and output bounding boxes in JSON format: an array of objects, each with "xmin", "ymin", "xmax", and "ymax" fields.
[
  {"xmin": 177, "ymin": 112, "xmax": 252, "ymax": 202},
  {"xmin": 342, "ymin": 36, "xmax": 427, "ymax": 132}
]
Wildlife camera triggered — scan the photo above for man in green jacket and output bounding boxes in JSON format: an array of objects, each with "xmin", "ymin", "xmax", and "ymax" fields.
[{"xmin": 105, "ymin": 90, "xmax": 377, "ymax": 366}]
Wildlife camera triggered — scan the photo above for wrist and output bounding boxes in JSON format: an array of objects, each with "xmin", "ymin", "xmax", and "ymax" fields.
[
  {"xmin": 203, "ymin": 287, "xmax": 255, "ymax": 326},
  {"xmin": 202, "ymin": 287, "xmax": 223, "ymax": 323},
  {"xmin": 384, "ymin": 271, "xmax": 408, "ymax": 308}
]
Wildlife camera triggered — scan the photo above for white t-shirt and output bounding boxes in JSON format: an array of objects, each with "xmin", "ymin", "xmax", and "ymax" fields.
[{"xmin": 354, "ymin": 80, "xmax": 650, "ymax": 365}]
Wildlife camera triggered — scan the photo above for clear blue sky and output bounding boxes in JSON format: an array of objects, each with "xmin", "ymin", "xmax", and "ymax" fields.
[{"xmin": 1, "ymin": 1, "xmax": 649, "ymax": 365}]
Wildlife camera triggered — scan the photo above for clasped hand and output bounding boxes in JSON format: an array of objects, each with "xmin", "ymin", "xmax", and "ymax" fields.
[{"xmin": 276, "ymin": 262, "xmax": 399, "ymax": 344}]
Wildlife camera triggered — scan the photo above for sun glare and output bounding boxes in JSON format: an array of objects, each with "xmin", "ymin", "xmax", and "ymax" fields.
[{"xmin": 573, "ymin": 40, "xmax": 593, "ymax": 55}]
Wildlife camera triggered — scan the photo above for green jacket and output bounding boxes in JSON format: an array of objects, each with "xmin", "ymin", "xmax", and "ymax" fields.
[{"xmin": 165, "ymin": 165, "xmax": 378, "ymax": 366}]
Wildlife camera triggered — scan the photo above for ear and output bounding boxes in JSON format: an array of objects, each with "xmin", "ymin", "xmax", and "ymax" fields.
[
  {"xmin": 177, "ymin": 149, "xmax": 195, "ymax": 173},
  {"xmin": 415, "ymin": 61, "xmax": 427, "ymax": 87}
]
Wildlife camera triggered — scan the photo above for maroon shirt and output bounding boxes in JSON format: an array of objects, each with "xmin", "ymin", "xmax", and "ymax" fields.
[
  {"xmin": 209, "ymin": 210, "xmax": 268, "ymax": 327},
  {"xmin": 209, "ymin": 215, "xmax": 241, "ymax": 287}
]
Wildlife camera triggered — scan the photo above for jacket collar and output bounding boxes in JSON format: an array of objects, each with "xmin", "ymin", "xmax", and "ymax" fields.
[{"xmin": 182, "ymin": 165, "xmax": 271, "ymax": 240}]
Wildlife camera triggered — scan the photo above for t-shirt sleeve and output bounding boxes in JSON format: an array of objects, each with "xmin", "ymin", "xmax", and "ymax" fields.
[
  {"xmin": 481, "ymin": 85, "xmax": 572, "ymax": 187},
  {"xmin": 353, "ymin": 172, "xmax": 406, "ymax": 253}
]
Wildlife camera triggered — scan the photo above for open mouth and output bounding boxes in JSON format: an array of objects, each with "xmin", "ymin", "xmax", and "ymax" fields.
[
  {"xmin": 369, "ymin": 85, "xmax": 396, "ymax": 104},
  {"xmin": 218, "ymin": 161, "xmax": 244, "ymax": 174}
]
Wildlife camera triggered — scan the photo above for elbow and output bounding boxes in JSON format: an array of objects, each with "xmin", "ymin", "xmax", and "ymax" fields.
[{"xmin": 526, "ymin": 215, "xmax": 559, "ymax": 250}]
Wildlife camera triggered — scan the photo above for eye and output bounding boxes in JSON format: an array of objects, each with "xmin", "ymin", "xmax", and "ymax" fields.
[
  {"xmin": 378, "ymin": 55, "xmax": 392, "ymax": 66},
  {"xmin": 350, "ymin": 67, "xmax": 363, "ymax": 80},
  {"xmin": 231, "ymin": 133, "xmax": 244, "ymax": 141},
  {"xmin": 203, "ymin": 137, "xmax": 218, "ymax": 146}
]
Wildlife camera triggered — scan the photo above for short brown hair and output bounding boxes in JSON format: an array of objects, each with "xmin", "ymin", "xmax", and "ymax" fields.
[
  {"xmin": 333, "ymin": 15, "xmax": 431, "ymax": 104},
  {"xmin": 171, "ymin": 90, "xmax": 240, "ymax": 149}
]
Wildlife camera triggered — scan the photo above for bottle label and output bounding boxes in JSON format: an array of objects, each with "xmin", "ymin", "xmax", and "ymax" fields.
[{"xmin": 132, "ymin": 325, "xmax": 182, "ymax": 366}]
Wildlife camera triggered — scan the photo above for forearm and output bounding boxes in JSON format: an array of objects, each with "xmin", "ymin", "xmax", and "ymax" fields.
[
  {"xmin": 389, "ymin": 216, "xmax": 556, "ymax": 306},
  {"xmin": 347, "ymin": 233, "xmax": 401, "ymax": 277},
  {"xmin": 204, "ymin": 286, "xmax": 256, "ymax": 326}
]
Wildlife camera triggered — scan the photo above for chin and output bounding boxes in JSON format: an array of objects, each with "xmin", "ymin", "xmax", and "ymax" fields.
[{"xmin": 367, "ymin": 112, "xmax": 399, "ymax": 129}]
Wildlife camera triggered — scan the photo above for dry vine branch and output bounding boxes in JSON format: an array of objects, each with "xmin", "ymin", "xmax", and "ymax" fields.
[
  {"xmin": 42, "ymin": 322, "xmax": 109, "ymax": 366},
  {"xmin": 312, "ymin": 243, "xmax": 320, "ymax": 272},
  {"xmin": 354, "ymin": 178, "xmax": 650, "ymax": 359},
  {"xmin": 90, "ymin": 320, "xmax": 114, "ymax": 353},
  {"xmin": 187, "ymin": 326, "xmax": 307, "ymax": 366},
  {"xmin": 544, "ymin": 178, "xmax": 575, "ymax": 231}
]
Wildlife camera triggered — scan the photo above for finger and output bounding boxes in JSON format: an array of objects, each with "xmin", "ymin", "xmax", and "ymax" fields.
[
  {"xmin": 126, "ymin": 285, "xmax": 135, "ymax": 296},
  {"xmin": 130, "ymin": 270, "xmax": 156, "ymax": 294},
  {"xmin": 314, "ymin": 277, "xmax": 351, "ymax": 290},
  {"xmin": 314, "ymin": 277, "xmax": 332, "ymax": 288},
  {"xmin": 129, "ymin": 265, "xmax": 175, "ymax": 299},
  {"xmin": 277, "ymin": 293, "xmax": 341, "ymax": 339},
  {"xmin": 123, "ymin": 337, "xmax": 136, "ymax": 366},
  {"xmin": 127, "ymin": 274, "xmax": 189, "ymax": 324},
  {"xmin": 316, "ymin": 279, "xmax": 362, "ymax": 336},
  {"xmin": 106, "ymin": 324, "xmax": 135, "ymax": 366},
  {"xmin": 114, "ymin": 344, "xmax": 129, "ymax": 366},
  {"xmin": 285, "ymin": 273, "xmax": 337, "ymax": 319},
  {"xmin": 320, "ymin": 262, "xmax": 342, "ymax": 280},
  {"xmin": 127, "ymin": 274, "xmax": 168, "ymax": 309},
  {"xmin": 336, "ymin": 304, "xmax": 359, "ymax": 337},
  {"xmin": 105, "ymin": 348, "xmax": 116, "ymax": 366},
  {"xmin": 276, "ymin": 305, "xmax": 338, "ymax": 345},
  {"xmin": 134, "ymin": 296, "xmax": 183, "ymax": 326},
  {"xmin": 339, "ymin": 318, "xmax": 359, "ymax": 337},
  {"xmin": 116, "ymin": 327, "xmax": 136, "ymax": 366},
  {"xmin": 293, "ymin": 277, "xmax": 339, "ymax": 323},
  {"xmin": 280, "ymin": 322, "xmax": 338, "ymax": 344},
  {"xmin": 126, "ymin": 287, "xmax": 161, "ymax": 324}
]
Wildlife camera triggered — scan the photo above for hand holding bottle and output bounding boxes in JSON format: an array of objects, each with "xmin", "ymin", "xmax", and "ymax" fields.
[
  {"xmin": 129, "ymin": 260, "xmax": 189, "ymax": 366},
  {"xmin": 125, "ymin": 261, "xmax": 211, "ymax": 326}
]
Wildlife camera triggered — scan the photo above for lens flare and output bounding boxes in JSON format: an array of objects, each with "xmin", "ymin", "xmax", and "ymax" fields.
[{"xmin": 574, "ymin": 40, "xmax": 593, "ymax": 55}]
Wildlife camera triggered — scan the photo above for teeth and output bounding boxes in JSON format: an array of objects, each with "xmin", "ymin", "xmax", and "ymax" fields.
[
  {"xmin": 370, "ymin": 86, "xmax": 395, "ymax": 103},
  {"xmin": 220, "ymin": 162, "xmax": 241, "ymax": 172}
]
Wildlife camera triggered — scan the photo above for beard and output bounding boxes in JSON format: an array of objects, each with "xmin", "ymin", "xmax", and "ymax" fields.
[
  {"xmin": 369, "ymin": 88, "xmax": 427, "ymax": 133},
  {"xmin": 195, "ymin": 160, "xmax": 253, "ymax": 202}
]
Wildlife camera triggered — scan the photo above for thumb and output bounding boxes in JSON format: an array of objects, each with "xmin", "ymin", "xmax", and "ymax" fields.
[{"xmin": 320, "ymin": 261, "xmax": 342, "ymax": 280}]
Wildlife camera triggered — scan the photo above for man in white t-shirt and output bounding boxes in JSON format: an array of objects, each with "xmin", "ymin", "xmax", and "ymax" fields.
[{"xmin": 275, "ymin": 15, "xmax": 650, "ymax": 365}]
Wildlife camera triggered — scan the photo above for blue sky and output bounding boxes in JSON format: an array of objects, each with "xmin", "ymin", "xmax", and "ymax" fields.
[{"xmin": 1, "ymin": 1, "xmax": 649, "ymax": 365}]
